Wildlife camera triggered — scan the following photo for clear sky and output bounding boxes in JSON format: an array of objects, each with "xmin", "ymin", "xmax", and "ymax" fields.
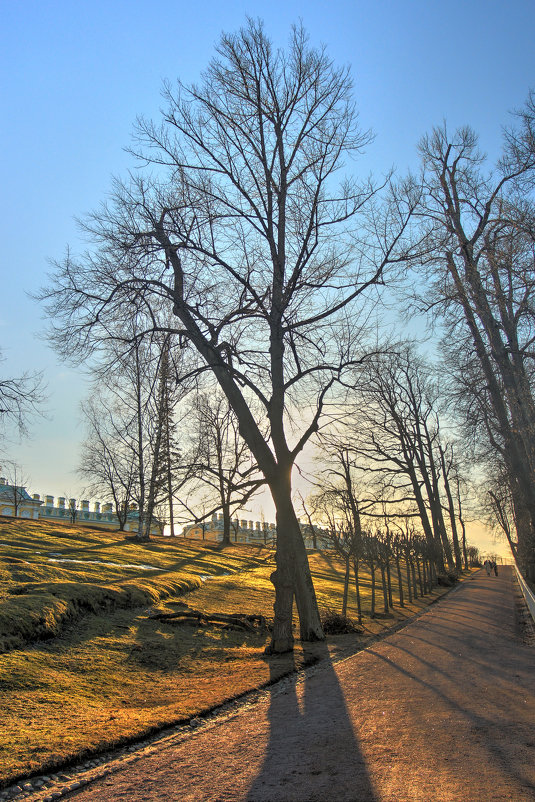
[{"xmin": 1, "ymin": 0, "xmax": 533, "ymax": 555}]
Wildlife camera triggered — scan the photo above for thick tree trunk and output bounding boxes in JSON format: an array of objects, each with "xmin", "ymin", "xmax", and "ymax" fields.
[
  {"xmin": 266, "ymin": 551, "xmax": 294, "ymax": 654},
  {"xmin": 265, "ymin": 473, "xmax": 324, "ymax": 653}
]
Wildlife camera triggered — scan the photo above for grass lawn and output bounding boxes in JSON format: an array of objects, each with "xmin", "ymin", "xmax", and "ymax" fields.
[{"xmin": 0, "ymin": 516, "xmax": 471, "ymax": 787}]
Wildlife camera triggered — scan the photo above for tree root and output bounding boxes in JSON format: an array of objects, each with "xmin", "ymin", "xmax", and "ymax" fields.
[{"xmin": 148, "ymin": 607, "xmax": 269, "ymax": 633}]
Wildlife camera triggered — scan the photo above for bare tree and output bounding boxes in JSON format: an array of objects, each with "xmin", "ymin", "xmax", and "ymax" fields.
[
  {"xmin": 78, "ymin": 391, "xmax": 137, "ymax": 530},
  {"xmin": 437, "ymin": 440, "xmax": 464, "ymax": 570},
  {"xmin": 80, "ymin": 329, "xmax": 188, "ymax": 539},
  {"xmin": 404, "ymin": 98, "xmax": 535, "ymax": 577},
  {"xmin": 67, "ymin": 496, "xmax": 78, "ymax": 524},
  {"xmin": 1, "ymin": 462, "xmax": 32, "ymax": 517},
  {"xmin": 0, "ymin": 350, "xmax": 46, "ymax": 441},
  {"xmin": 187, "ymin": 391, "xmax": 264, "ymax": 545},
  {"xmin": 310, "ymin": 449, "xmax": 372, "ymax": 623},
  {"xmin": 340, "ymin": 347, "xmax": 458, "ymax": 572},
  {"xmin": 40, "ymin": 21, "xmax": 416, "ymax": 651}
]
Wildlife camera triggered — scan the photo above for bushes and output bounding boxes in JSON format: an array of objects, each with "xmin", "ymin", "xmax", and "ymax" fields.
[
  {"xmin": 436, "ymin": 572, "xmax": 459, "ymax": 587},
  {"xmin": 320, "ymin": 609, "xmax": 363, "ymax": 634}
]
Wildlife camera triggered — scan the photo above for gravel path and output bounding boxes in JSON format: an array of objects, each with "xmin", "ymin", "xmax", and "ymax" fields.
[{"xmin": 24, "ymin": 566, "xmax": 535, "ymax": 801}]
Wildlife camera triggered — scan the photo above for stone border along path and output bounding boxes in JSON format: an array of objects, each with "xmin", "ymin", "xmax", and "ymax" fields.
[{"xmin": 4, "ymin": 566, "xmax": 535, "ymax": 802}]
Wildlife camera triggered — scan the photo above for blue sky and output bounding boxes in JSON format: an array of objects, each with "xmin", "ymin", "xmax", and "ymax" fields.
[{"xmin": 1, "ymin": 0, "xmax": 533, "ymax": 552}]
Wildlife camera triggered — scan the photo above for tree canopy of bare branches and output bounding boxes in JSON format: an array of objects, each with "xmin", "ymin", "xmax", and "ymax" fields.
[
  {"xmin": 39, "ymin": 21, "xmax": 417, "ymax": 652},
  {"xmin": 0, "ymin": 350, "xmax": 46, "ymax": 442},
  {"xmin": 403, "ymin": 93, "xmax": 535, "ymax": 577}
]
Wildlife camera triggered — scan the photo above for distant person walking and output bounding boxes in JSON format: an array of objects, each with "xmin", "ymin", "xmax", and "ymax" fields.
[
  {"xmin": 493, "ymin": 561, "xmax": 499, "ymax": 576},
  {"xmin": 484, "ymin": 559, "xmax": 492, "ymax": 576}
]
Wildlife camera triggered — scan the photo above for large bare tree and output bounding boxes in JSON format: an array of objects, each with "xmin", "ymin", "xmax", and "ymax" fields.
[
  {"xmin": 40, "ymin": 21, "xmax": 415, "ymax": 651},
  {"xmin": 404, "ymin": 95, "xmax": 535, "ymax": 577}
]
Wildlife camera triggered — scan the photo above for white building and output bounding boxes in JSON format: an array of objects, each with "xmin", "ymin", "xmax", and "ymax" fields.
[
  {"xmin": 183, "ymin": 512, "xmax": 330, "ymax": 549},
  {"xmin": 0, "ymin": 479, "xmax": 160, "ymax": 535}
]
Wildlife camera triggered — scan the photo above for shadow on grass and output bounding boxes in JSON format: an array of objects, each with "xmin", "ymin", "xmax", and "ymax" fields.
[
  {"xmin": 124, "ymin": 618, "xmax": 264, "ymax": 673},
  {"xmin": 247, "ymin": 640, "xmax": 378, "ymax": 801}
]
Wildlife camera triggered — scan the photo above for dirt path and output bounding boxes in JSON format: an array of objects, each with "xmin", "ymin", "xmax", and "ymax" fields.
[{"xmin": 41, "ymin": 567, "xmax": 535, "ymax": 801}]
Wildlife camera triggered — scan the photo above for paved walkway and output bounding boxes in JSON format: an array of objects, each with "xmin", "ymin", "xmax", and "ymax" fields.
[{"xmin": 61, "ymin": 567, "xmax": 535, "ymax": 801}]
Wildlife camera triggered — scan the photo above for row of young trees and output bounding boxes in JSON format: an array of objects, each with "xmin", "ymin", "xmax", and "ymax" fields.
[
  {"xmin": 38, "ymin": 20, "xmax": 535, "ymax": 651},
  {"xmin": 319, "ymin": 517, "xmax": 462, "ymax": 624}
]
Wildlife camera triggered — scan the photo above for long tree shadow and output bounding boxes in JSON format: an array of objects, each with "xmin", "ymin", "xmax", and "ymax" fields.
[
  {"xmin": 365, "ymin": 643, "xmax": 535, "ymax": 792},
  {"xmin": 247, "ymin": 641, "xmax": 377, "ymax": 801}
]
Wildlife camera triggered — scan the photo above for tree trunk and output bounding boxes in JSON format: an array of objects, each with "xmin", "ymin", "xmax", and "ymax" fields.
[
  {"xmin": 221, "ymin": 501, "xmax": 231, "ymax": 547},
  {"xmin": 416, "ymin": 559, "xmax": 424, "ymax": 596},
  {"xmin": 353, "ymin": 558, "xmax": 362, "ymax": 624},
  {"xmin": 439, "ymin": 444, "xmax": 463, "ymax": 570},
  {"xmin": 370, "ymin": 559, "xmax": 376, "ymax": 618},
  {"xmin": 342, "ymin": 553, "xmax": 350, "ymax": 617},
  {"xmin": 421, "ymin": 559, "xmax": 428, "ymax": 594},
  {"xmin": 380, "ymin": 564, "xmax": 389, "ymax": 614},
  {"xmin": 386, "ymin": 559, "xmax": 393, "ymax": 608},
  {"xmin": 266, "ymin": 473, "xmax": 324, "ymax": 652},
  {"xmin": 407, "ymin": 463, "xmax": 445, "ymax": 573},
  {"xmin": 405, "ymin": 553, "xmax": 413, "ymax": 603},
  {"xmin": 411, "ymin": 559, "xmax": 418, "ymax": 599},
  {"xmin": 396, "ymin": 556, "xmax": 404, "ymax": 606}
]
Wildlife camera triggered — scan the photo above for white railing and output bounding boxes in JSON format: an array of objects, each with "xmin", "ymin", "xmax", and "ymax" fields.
[{"xmin": 514, "ymin": 564, "xmax": 535, "ymax": 623}]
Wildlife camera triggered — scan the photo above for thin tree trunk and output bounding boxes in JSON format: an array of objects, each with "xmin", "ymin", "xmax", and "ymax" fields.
[
  {"xmin": 342, "ymin": 554, "xmax": 350, "ymax": 617},
  {"xmin": 396, "ymin": 556, "xmax": 404, "ymax": 606},
  {"xmin": 439, "ymin": 444, "xmax": 462, "ymax": 570},
  {"xmin": 353, "ymin": 558, "xmax": 362, "ymax": 624},
  {"xmin": 405, "ymin": 553, "xmax": 413, "ymax": 603},
  {"xmin": 134, "ymin": 345, "xmax": 147, "ymax": 541},
  {"xmin": 421, "ymin": 559, "xmax": 428, "ymax": 594},
  {"xmin": 416, "ymin": 559, "xmax": 424, "ymax": 596},
  {"xmin": 370, "ymin": 559, "xmax": 376, "ymax": 618},
  {"xmin": 386, "ymin": 559, "xmax": 393, "ymax": 608},
  {"xmin": 380, "ymin": 564, "xmax": 389, "ymax": 614},
  {"xmin": 411, "ymin": 559, "xmax": 418, "ymax": 599}
]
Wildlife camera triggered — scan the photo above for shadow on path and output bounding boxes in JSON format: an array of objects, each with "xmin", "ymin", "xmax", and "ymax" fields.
[{"xmin": 247, "ymin": 641, "xmax": 377, "ymax": 801}]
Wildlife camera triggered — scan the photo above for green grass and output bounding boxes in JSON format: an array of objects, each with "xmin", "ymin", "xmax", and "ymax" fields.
[
  {"xmin": 0, "ymin": 516, "xmax": 271, "ymax": 652},
  {"xmin": 0, "ymin": 516, "xmax": 472, "ymax": 787}
]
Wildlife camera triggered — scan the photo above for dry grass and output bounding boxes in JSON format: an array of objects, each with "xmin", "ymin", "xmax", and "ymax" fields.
[
  {"xmin": 0, "ymin": 517, "xmax": 474, "ymax": 787},
  {"xmin": 0, "ymin": 516, "xmax": 270, "ymax": 652}
]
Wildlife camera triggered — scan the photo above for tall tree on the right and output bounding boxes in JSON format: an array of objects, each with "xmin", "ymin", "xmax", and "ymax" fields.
[{"xmin": 405, "ymin": 92, "xmax": 535, "ymax": 577}]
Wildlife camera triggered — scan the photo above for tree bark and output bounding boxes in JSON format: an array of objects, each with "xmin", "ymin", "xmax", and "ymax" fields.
[
  {"xmin": 342, "ymin": 554, "xmax": 350, "ymax": 617},
  {"xmin": 353, "ymin": 558, "xmax": 363, "ymax": 624},
  {"xmin": 268, "ymin": 472, "xmax": 324, "ymax": 649}
]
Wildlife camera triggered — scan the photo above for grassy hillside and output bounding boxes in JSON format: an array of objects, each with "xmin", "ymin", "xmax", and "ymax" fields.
[
  {"xmin": 0, "ymin": 516, "xmax": 466, "ymax": 787},
  {"xmin": 0, "ymin": 516, "xmax": 272, "ymax": 652}
]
